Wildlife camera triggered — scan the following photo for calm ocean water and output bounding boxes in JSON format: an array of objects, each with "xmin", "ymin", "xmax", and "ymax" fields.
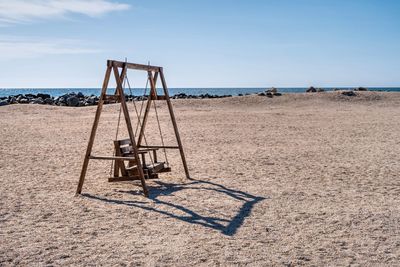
[{"xmin": 0, "ymin": 87, "xmax": 399, "ymax": 98}]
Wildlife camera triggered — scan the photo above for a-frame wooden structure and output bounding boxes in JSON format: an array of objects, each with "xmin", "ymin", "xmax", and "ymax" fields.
[{"xmin": 76, "ymin": 60, "xmax": 190, "ymax": 197}]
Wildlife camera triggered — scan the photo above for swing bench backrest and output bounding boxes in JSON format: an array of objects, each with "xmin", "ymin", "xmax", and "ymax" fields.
[
  {"xmin": 113, "ymin": 138, "xmax": 171, "ymax": 175},
  {"xmin": 116, "ymin": 139, "xmax": 135, "ymax": 157}
]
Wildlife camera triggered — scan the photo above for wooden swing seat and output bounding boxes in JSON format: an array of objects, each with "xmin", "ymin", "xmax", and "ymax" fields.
[{"xmin": 109, "ymin": 138, "xmax": 171, "ymax": 183}]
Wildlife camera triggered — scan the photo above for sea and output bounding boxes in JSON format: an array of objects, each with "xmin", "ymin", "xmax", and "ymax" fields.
[{"xmin": 0, "ymin": 87, "xmax": 400, "ymax": 98}]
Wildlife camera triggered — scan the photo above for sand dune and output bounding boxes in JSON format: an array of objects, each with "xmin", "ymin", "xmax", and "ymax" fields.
[{"xmin": 1, "ymin": 91, "xmax": 400, "ymax": 266}]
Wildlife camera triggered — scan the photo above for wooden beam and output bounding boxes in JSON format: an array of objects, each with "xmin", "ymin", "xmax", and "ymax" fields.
[
  {"xmin": 139, "ymin": 145, "xmax": 179, "ymax": 149},
  {"xmin": 89, "ymin": 155, "xmax": 140, "ymax": 160},
  {"xmin": 108, "ymin": 60, "xmax": 161, "ymax": 72},
  {"xmin": 113, "ymin": 65, "xmax": 149, "ymax": 197},
  {"xmin": 159, "ymin": 69, "xmax": 191, "ymax": 179},
  {"xmin": 137, "ymin": 71, "xmax": 156, "ymax": 146},
  {"xmin": 76, "ymin": 66, "xmax": 112, "ymax": 194}
]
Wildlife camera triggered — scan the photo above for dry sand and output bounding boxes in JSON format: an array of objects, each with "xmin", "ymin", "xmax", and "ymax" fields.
[{"xmin": 1, "ymin": 91, "xmax": 400, "ymax": 266}]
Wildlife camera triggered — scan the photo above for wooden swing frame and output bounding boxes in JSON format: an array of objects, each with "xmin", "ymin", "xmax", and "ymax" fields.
[{"xmin": 76, "ymin": 60, "xmax": 190, "ymax": 197}]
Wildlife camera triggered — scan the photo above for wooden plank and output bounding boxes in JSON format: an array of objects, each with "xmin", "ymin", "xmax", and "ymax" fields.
[
  {"xmin": 76, "ymin": 66, "xmax": 112, "ymax": 194},
  {"xmin": 139, "ymin": 145, "xmax": 179, "ymax": 149},
  {"xmin": 108, "ymin": 60, "xmax": 161, "ymax": 72},
  {"xmin": 113, "ymin": 140, "xmax": 121, "ymax": 177},
  {"xmin": 113, "ymin": 65, "xmax": 149, "ymax": 197},
  {"xmin": 146, "ymin": 162, "xmax": 165, "ymax": 173},
  {"xmin": 148, "ymin": 71, "xmax": 158, "ymax": 100},
  {"xmin": 159, "ymin": 69, "xmax": 190, "ymax": 179},
  {"xmin": 137, "ymin": 72, "xmax": 155, "ymax": 146},
  {"xmin": 89, "ymin": 155, "xmax": 138, "ymax": 160}
]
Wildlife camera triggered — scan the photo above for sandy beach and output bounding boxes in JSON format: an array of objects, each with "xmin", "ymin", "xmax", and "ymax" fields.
[{"xmin": 1, "ymin": 91, "xmax": 400, "ymax": 266}]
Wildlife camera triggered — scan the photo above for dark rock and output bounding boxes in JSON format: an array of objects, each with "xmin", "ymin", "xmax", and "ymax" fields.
[
  {"xmin": 238, "ymin": 94, "xmax": 243, "ymax": 96},
  {"xmin": 31, "ymin": 97, "xmax": 44, "ymax": 104},
  {"xmin": 317, "ymin": 88, "xmax": 325, "ymax": 92},
  {"xmin": 37, "ymin": 93, "xmax": 51, "ymax": 99},
  {"xmin": 266, "ymin": 92, "xmax": 273, "ymax": 98},
  {"xmin": 258, "ymin": 92, "xmax": 266, "ymax": 96},
  {"xmin": 9, "ymin": 97, "xmax": 17, "ymax": 104},
  {"xmin": 77, "ymin": 92, "xmax": 84, "ymax": 98},
  {"xmin": 25, "ymin": 93, "xmax": 37, "ymax": 98},
  {"xmin": 86, "ymin": 96, "xmax": 97, "ymax": 105},
  {"xmin": 44, "ymin": 98, "xmax": 54, "ymax": 105},
  {"xmin": 266, "ymin": 87, "xmax": 277, "ymax": 94},
  {"xmin": 19, "ymin": 98, "xmax": 29, "ymax": 104},
  {"xmin": 355, "ymin": 87, "xmax": 368, "ymax": 91},
  {"xmin": 341, "ymin": 91, "xmax": 357, "ymax": 97},
  {"xmin": 66, "ymin": 96, "xmax": 79, "ymax": 107},
  {"xmin": 58, "ymin": 97, "xmax": 66, "ymax": 104},
  {"xmin": 306, "ymin": 86, "xmax": 317, "ymax": 93},
  {"xmin": 0, "ymin": 100, "xmax": 9, "ymax": 106},
  {"xmin": 274, "ymin": 92, "xmax": 282, "ymax": 96}
]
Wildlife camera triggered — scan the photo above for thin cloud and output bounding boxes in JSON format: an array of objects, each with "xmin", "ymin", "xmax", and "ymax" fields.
[
  {"xmin": 0, "ymin": 36, "xmax": 102, "ymax": 59},
  {"xmin": 0, "ymin": 0, "xmax": 130, "ymax": 25}
]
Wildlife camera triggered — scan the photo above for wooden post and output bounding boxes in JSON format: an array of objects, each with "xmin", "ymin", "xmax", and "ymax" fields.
[
  {"xmin": 112, "ymin": 64, "xmax": 149, "ymax": 196},
  {"xmin": 159, "ymin": 69, "xmax": 190, "ymax": 179},
  {"xmin": 76, "ymin": 66, "xmax": 112, "ymax": 194},
  {"xmin": 137, "ymin": 71, "xmax": 157, "ymax": 146}
]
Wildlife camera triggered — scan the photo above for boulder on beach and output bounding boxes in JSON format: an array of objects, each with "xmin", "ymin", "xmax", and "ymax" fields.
[
  {"xmin": 306, "ymin": 87, "xmax": 317, "ymax": 93},
  {"xmin": 262, "ymin": 87, "xmax": 281, "ymax": 97},
  {"xmin": 44, "ymin": 98, "xmax": 54, "ymax": 105},
  {"xmin": 341, "ymin": 91, "xmax": 357, "ymax": 97},
  {"xmin": 67, "ymin": 96, "xmax": 80, "ymax": 106},
  {"xmin": 0, "ymin": 100, "xmax": 9, "ymax": 106},
  {"xmin": 31, "ymin": 97, "xmax": 44, "ymax": 104},
  {"xmin": 37, "ymin": 93, "xmax": 51, "ymax": 99},
  {"xmin": 355, "ymin": 87, "xmax": 368, "ymax": 91}
]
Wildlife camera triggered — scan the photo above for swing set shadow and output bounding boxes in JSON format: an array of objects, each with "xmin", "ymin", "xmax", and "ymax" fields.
[{"xmin": 82, "ymin": 178, "xmax": 266, "ymax": 236}]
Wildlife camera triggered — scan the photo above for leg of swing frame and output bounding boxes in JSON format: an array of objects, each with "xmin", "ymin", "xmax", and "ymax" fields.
[
  {"xmin": 159, "ymin": 69, "xmax": 190, "ymax": 179},
  {"xmin": 76, "ymin": 66, "xmax": 112, "ymax": 194},
  {"xmin": 113, "ymin": 64, "xmax": 149, "ymax": 197}
]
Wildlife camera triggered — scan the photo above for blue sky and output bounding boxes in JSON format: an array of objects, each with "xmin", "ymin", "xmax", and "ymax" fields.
[{"xmin": 0, "ymin": 0, "xmax": 399, "ymax": 88}]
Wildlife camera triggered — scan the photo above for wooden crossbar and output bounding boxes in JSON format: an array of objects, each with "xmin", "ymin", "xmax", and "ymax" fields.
[
  {"xmin": 89, "ymin": 155, "xmax": 138, "ymax": 160},
  {"xmin": 108, "ymin": 60, "xmax": 161, "ymax": 72},
  {"xmin": 139, "ymin": 145, "xmax": 179, "ymax": 149}
]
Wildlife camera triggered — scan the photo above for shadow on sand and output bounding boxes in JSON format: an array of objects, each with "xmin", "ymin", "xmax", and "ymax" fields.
[{"xmin": 82, "ymin": 178, "xmax": 266, "ymax": 236}]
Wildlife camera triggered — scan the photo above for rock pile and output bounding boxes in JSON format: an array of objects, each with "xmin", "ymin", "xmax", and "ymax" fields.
[
  {"xmin": 0, "ymin": 92, "xmax": 234, "ymax": 107},
  {"xmin": 306, "ymin": 86, "xmax": 325, "ymax": 93},
  {"xmin": 171, "ymin": 93, "xmax": 232, "ymax": 99},
  {"xmin": 258, "ymin": 88, "xmax": 282, "ymax": 98},
  {"xmin": 0, "ymin": 92, "xmax": 100, "ymax": 107}
]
